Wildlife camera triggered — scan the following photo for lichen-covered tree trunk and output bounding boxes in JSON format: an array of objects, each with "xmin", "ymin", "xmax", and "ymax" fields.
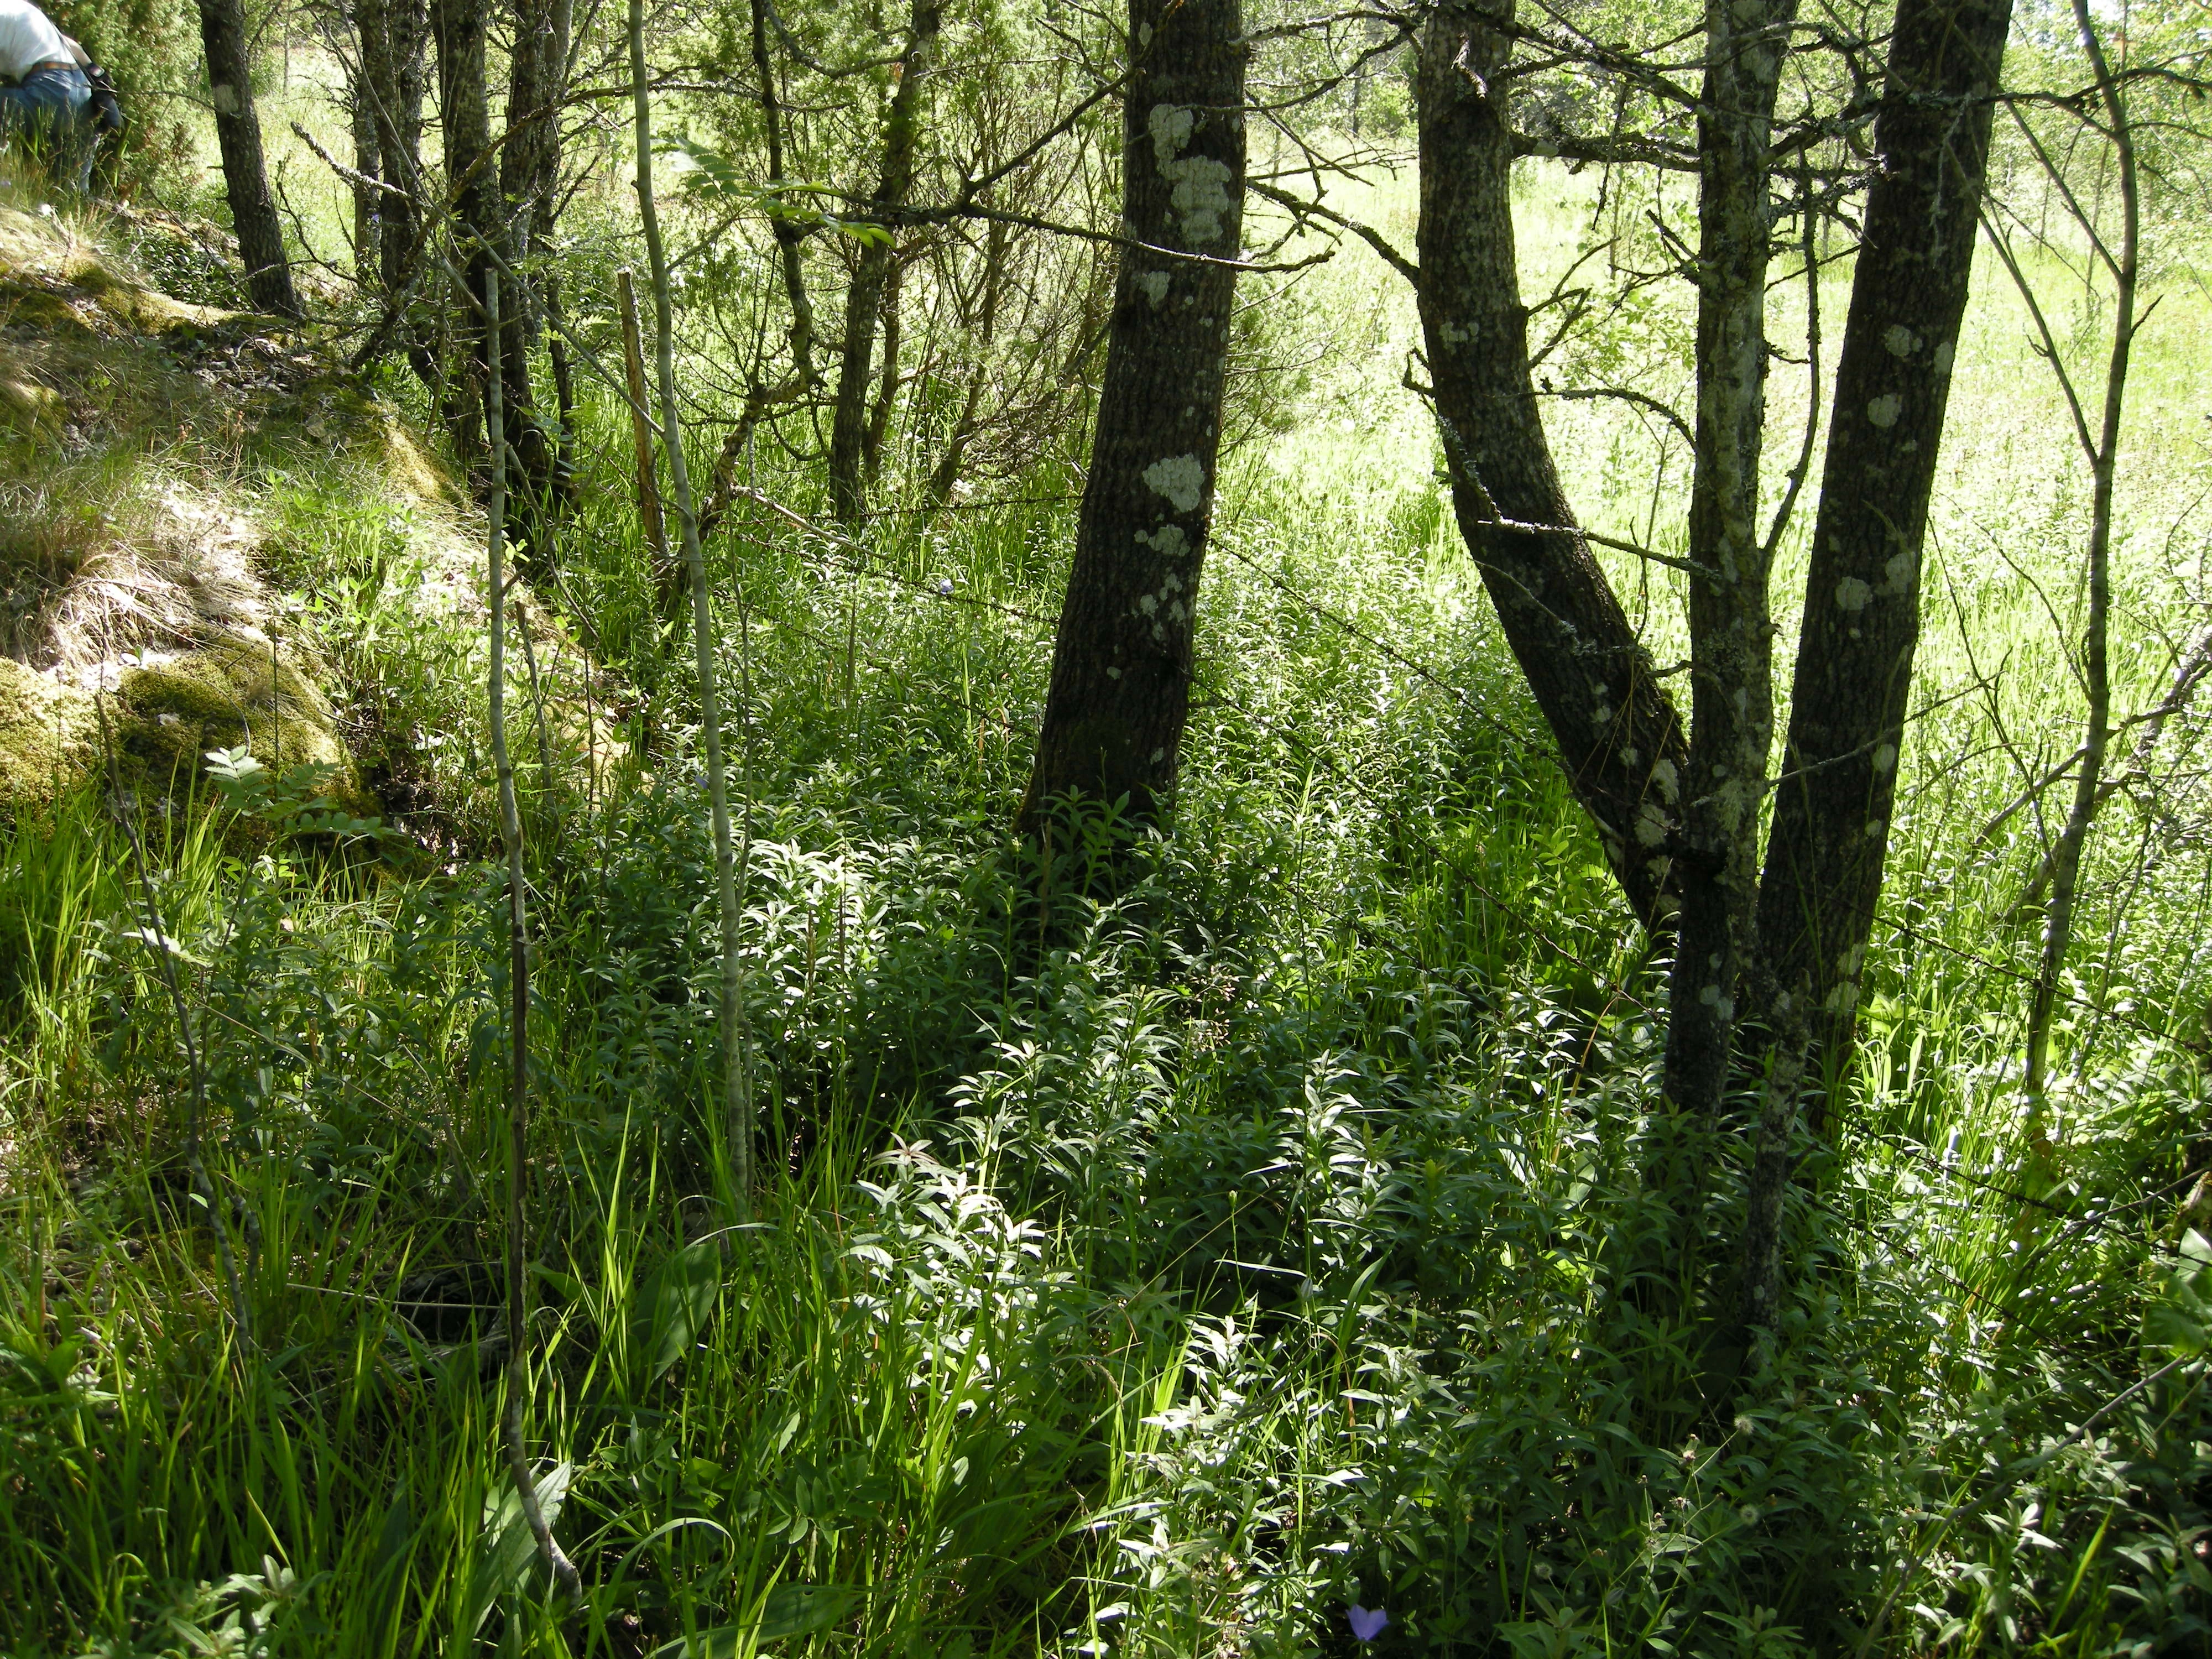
[
  {"xmin": 828, "ymin": 0, "xmax": 941, "ymax": 525},
  {"xmin": 194, "ymin": 0, "xmax": 300, "ymax": 317},
  {"xmin": 1663, "ymin": 0, "xmax": 1798, "ymax": 1117},
  {"xmin": 1413, "ymin": 0, "xmax": 1687, "ymax": 936},
  {"xmin": 1739, "ymin": 0, "xmax": 2015, "ymax": 1331},
  {"xmin": 1019, "ymin": 0, "xmax": 1245, "ymax": 830}
]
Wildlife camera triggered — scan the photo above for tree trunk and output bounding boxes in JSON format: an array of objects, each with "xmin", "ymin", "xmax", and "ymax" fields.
[
  {"xmin": 357, "ymin": 0, "xmax": 426, "ymax": 300},
  {"xmin": 749, "ymin": 0, "xmax": 817, "ymax": 390},
  {"xmin": 194, "ymin": 0, "xmax": 300, "ymax": 317},
  {"xmin": 828, "ymin": 0, "xmax": 941, "ymax": 525},
  {"xmin": 1663, "ymin": 0, "xmax": 1798, "ymax": 1117},
  {"xmin": 482, "ymin": 272, "xmax": 583, "ymax": 1613},
  {"xmin": 1019, "ymin": 0, "xmax": 1245, "ymax": 830},
  {"xmin": 618, "ymin": 267, "xmax": 678, "ymax": 615},
  {"xmin": 432, "ymin": 0, "xmax": 493, "ymax": 465},
  {"xmin": 2022, "ymin": 0, "xmax": 2136, "ymax": 1103},
  {"xmin": 1738, "ymin": 0, "xmax": 2015, "ymax": 1332},
  {"xmin": 498, "ymin": 0, "xmax": 572, "ymax": 549},
  {"xmin": 347, "ymin": 44, "xmax": 381, "ymax": 283},
  {"xmin": 631, "ymin": 0, "xmax": 755, "ymax": 1215},
  {"xmin": 863, "ymin": 256, "xmax": 903, "ymax": 483},
  {"xmin": 1413, "ymin": 0, "xmax": 1687, "ymax": 937}
]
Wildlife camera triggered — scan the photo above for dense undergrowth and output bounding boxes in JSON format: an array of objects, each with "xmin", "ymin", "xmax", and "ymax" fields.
[{"xmin": 5, "ymin": 178, "xmax": 2212, "ymax": 1658}]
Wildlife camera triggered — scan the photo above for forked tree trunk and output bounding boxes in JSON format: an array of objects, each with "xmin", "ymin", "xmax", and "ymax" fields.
[
  {"xmin": 1739, "ymin": 0, "xmax": 2016, "ymax": 1332},
  {"xmin": 829, "ymin": 0, "xmax": 941, "ymax": 524},
  {"xmin": 194, "ymin": 0, "xmax": 301, "ymax": 317},
  {"xmin": 1019, "ymin": 0, "xmax": 1245, "ymax": 830},
  {"xmin": 1413, "ymin": 0, "xmax": 1687, "ymax": 936},
  {"xmin": 1663, "ymin": 0, "xmax": 1798, "ymax": 1117}
]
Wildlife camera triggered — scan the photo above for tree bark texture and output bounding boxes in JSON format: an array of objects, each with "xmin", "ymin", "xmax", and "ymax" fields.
[
  {"xmin": 433, "ymin": 0, "xmax": 493, "ymax": 462},
  {"xmin": 1663, "ymin": 0, "xmax": 1798, "ymax": 1117},
  {"xmin": 1738, "ymin": 0, "xmax": 2015, "ymax": 1333},
  {"xmin": 1413, "ymin": 0, "xmax": 1687, "ymax": 937},
  {"xmin": 357, "ymin": 0, "xmax": 426, "ymax": 296},
  {"xmin": 497, "ymin": 0, "xmax": 573, "ymax": 540},
  {"xmin": 348, "ymin": 50, "xmax": 380, "ymax": 281},
  {"xmin": 1750, "ymin": 0, "xmax": 2015, "ymax": 1081},
  {"xmin": 829, "ymin": 0, "xmax": 941, "ymax": 524},
  {"xmin": 194, "ymin": 0, "xmax": 300, "ymax": 317},
  {"xmin": 1020, "ymin": 0, "xmax": 1245, "ymax": 828}
]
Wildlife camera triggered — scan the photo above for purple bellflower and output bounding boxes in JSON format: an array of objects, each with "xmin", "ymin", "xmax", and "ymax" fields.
[{"xmin": 1348, "ymin": 1605, "xmax": 1389, "ymax": 1643}]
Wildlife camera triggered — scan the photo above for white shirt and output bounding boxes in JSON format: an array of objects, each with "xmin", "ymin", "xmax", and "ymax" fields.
[{"xmin": 0, "ymin": 0, "xmax": 69, "ymax": 82}]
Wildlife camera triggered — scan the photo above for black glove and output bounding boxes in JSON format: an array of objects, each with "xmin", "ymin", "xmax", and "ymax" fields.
[{"xmin": 85, "ymin": 62, "xmax": 123, "ymax": 133}]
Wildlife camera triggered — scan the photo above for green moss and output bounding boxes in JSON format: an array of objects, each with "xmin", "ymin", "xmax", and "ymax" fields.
[
  {"xmin": 0, "ymin": 643, "xmax": 377, "ymax": 821},
  {"xmin": 0, "ymin": 656, "xmax": 97, "ymax": 808},
  {"xmin": 114, "ymin": 642, "xmax": 372, "ymax": 812}
]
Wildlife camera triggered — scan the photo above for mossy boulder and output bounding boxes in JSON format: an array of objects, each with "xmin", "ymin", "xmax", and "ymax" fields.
[
  {"xmin": 0, "ymin": 641, "xmax": 375, "ymax": 819},
  {"xmin": 0, "ymin": 655, "xmax": 98, "ymax": 807},
  {"xmin": 112, "ymin": 642, "xmax": 371, "ymax": 810}
]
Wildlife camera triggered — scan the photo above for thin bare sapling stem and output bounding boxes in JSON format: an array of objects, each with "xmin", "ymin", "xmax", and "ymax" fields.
[
  {"xmin": 2021, "ymin": 0, "xmax": 2140, "ymax": 1103},
  {"xmin": 615, "ymin": 268, "xmax": 677, "ymax": 615},
  {"xmin": 486, "ymin": 270, "xmax": 585, "ymax": 1612},
  {"xmin": 630, "ymin": 0, "xmax": 757, "ymax": 1217}
]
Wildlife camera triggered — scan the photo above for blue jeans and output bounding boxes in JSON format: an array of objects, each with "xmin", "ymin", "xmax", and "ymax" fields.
[{"xmin": 0, "ymin": 65, "xmax": 94, "ymax": 192}]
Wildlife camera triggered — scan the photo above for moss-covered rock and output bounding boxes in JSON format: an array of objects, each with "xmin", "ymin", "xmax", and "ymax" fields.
[
  {"xmin": 112, "ymin": 641, "xmax": 371, "ymax": 810},
  {"xmin": 0, "ymin": 641, "xmax": 375, "ymax": 819},
  {"xmin": 0, "ymin": 656, "xmax": 97, "ymax": 807}
]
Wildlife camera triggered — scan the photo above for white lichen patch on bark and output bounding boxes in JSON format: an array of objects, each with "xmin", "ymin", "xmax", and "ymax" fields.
[
  {"xmin": 1142, "ymin": 456, "xmax": 1206, "ymax": 513},
  {"xmin": 1136, "ymin": 270, "xmax": 1170, "ymax": 308},
  {"xmin": 1866, "ymin": 393, "xmax": 1903, "ymax": 428},
  {"xmin": 1145, "ymin": 103, "xmax": 1232, "ymax": 246}
]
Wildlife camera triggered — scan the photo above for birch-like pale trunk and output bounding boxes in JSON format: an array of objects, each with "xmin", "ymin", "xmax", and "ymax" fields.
[
  {"xmin": 630, "ymin": 0, "xmax": 755, "ymax": 1213},
  {"xmin": 485, "ymin": 272, "xmax": 583, "ymax": 1610},
  {"xmin": 2023, "ymin": 0, "xmax": 2138, "ymax": 1103}
]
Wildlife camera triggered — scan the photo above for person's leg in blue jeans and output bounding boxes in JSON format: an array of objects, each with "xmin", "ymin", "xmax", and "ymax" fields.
[{"xmin": 0, "ymin": 66, "xmax": 94, "ymax": 193}]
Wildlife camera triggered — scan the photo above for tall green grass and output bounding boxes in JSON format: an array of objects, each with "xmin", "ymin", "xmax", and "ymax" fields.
[{"xmin": 2, "ymin": 145, "xmax": 2208, "ymax": 1658}]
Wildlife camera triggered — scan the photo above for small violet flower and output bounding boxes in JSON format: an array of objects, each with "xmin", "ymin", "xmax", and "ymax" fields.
[
  {"xmin": 936, "ymin": 577, "xmax": 955, "ymax": 597},
  {"xmin": 1348, "ymin": 1605, "xmax": 1389, "ymax": 1643}
]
